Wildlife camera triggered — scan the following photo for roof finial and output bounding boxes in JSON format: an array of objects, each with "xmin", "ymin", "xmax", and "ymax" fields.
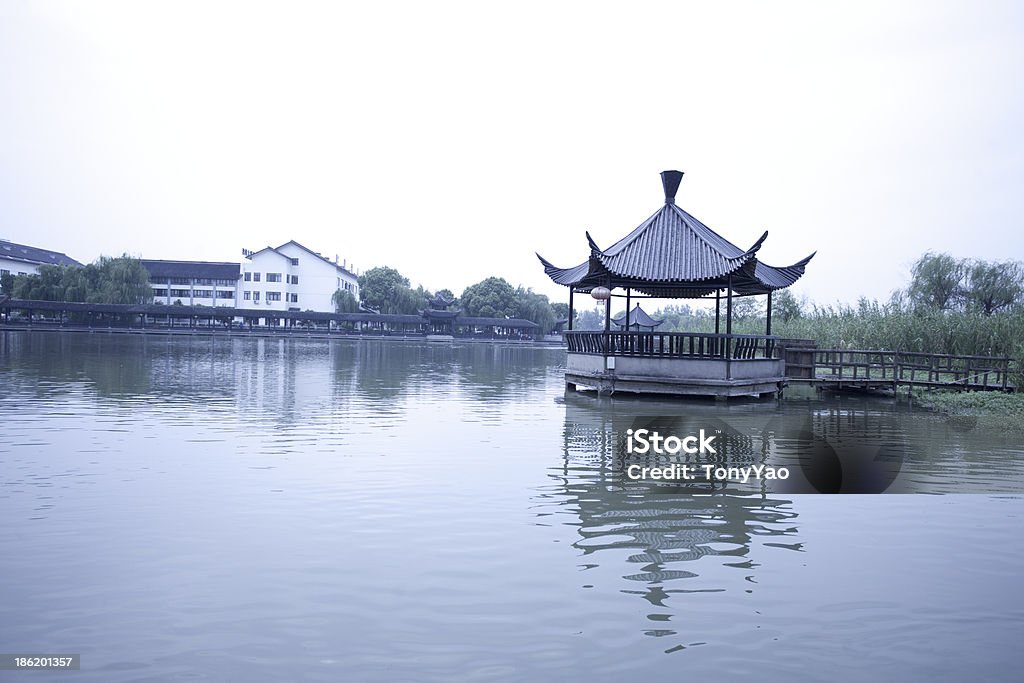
[{"xmin": 660, "ymin": 170, "xmax": 684, "ymax": 205}]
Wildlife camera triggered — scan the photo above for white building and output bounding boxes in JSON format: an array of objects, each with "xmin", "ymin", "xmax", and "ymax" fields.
[
  {"xmin": 238, "ymin": 240, "xmax": 359, "ymax": 314},
  {"xmin": 141, "ymin": 260, "xmax": 241, "ymax": 307},
  {"xmin": 1, "ymin": 239, "xmax": 82, "ymax": 278}
]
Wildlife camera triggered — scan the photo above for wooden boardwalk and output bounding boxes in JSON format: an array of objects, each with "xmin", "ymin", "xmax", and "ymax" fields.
[{"xmin": 784, "ymin": 348, "xmax": 1015, "ymax": 392}]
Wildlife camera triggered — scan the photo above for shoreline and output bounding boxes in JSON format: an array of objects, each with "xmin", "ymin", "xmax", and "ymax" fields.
[
  {"xmin": 0, "ymin": 323, "xmax": 567, "ymax": 347},
  {"xmin": 912, "ymin": 389, "xmax": 1024, "ymax": 431}
]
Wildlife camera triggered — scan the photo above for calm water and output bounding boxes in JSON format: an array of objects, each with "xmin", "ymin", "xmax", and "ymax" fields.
[{"xmin": 1, "ymin": 332, "xmax": 1023, "ymax": 682}]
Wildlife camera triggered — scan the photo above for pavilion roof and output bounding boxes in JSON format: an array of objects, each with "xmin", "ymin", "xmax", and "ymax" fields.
[
  {"xmin": 611, "ymin": 304, "xmax": 663, "ymax": 329},
  {"xmin": 427, "ymin": 291, "xmax": 455, "ymax": 309},
  {"xmin": 537, "ymin": 171, "xmax": 814, "ymax": 298}
]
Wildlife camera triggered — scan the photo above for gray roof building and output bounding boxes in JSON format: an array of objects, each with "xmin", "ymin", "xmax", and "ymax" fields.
[
  {"xmin": 140, "ymin": 260, "xmax": 241, "ymax": 281},
  {"xmin": 0, "ymin": 239, "xmax": 82, "ymax": 268}
]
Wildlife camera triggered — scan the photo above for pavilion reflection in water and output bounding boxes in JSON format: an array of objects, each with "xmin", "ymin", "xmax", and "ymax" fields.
[
  {"xmin": 535, "ymin": 395, "xmax": 803, "ymax": 641},
  {"xmin": 538, "ymin": 392, "xmax": 943, "ymax": 642}
]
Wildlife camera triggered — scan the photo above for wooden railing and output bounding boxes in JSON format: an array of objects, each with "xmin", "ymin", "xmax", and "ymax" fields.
[
  {"xmin": 565, "ymin": 331, "xmax": 779, "ymax": 360},
  {"xmin": 809, "ymin": 349, "xmax": 1013, "ymax": 390}
]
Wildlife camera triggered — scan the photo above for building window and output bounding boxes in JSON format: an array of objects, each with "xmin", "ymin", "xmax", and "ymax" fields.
[
  {"xmin": 289, "ymin": 293, "xmax": 298, "ymax": 303},
  {"xmin": 216, "ymin": 290, "xmax": 234, "ymax": 299},
  {"xmin": 244, "ymin": 291, "xmax": 251, "ymax": 301},
  {"xmin": 253, "ymin": 291, "xmax": 260, "ymax": 301},
  {"xmin": 290, "ymin": 258, "xmax": 298, "ymax": 265},
  {"xmin": 170, "ymin": 277, "xmax": 190, "ymax": 285},
  {"xmin": 267, "ymin": 291, "xmax": 282, "ymax": 301},
  {"xmin": 214, "ymin": 278, "xmax": 236, "ymax": 286},
  {"xmin": 244, "ymin": 272, "xmax": 251, "ymax": 282},
  {"xmin": 152, "ymin": 288, "xmax": 167, "ymax": 298},
  {"xmin": 253, "ymin": 273, "xmax": 261, "ymax": 282},
  {"xmin": 170, "ymin": 289, "xmax": 190, "ymax": 298},
  {"xmin": 289, "ymin": 275, "xmax": 299, "ymax": 285},
  {"xmin": 1, "ymin": 269, "xmax": 9, "ymax": 276},
  {"xmin": 267, "ymin": 273, "xmax": 282, "ymax": 283},
  {"xmin": 193, "ymin": 290, "xmax": 213, "ymax": 298},
  {"xmin": 195, "ymin": 278, "xmax": 212, "ymax": 286}
]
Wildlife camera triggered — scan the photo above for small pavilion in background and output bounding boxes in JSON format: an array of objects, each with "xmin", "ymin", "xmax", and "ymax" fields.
[
  {"xmin": 537, "ymin": 169, "xmax": 815, "ymax": 398},
  {"xmin": 422, "ymin": 291, "xmax": 459, "ymax": 337},
  {"xmin": 612, "ymin": 304, "xmax": 663, "ymax": 333}
]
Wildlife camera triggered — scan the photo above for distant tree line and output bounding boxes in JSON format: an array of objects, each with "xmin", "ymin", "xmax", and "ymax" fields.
[
  {"xmin": 335, "ymin": 266, "xmax": 565, "ymax": 334},
  {"xmin": 904, "ymin": 252, "xmax": 1023, "ymax": 315},
  {"xmin": 1, "ymin": 256, "xmax": 152, "ymax": 304}
]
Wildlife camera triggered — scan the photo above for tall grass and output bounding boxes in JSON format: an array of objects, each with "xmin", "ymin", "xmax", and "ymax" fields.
[
  {"xmin": 652, "ymin": 299, "xmax": 1024, "ymax": 359},
  {"xmin": 777, "ymin": 302, "xmax": 1024, "ymax": 359}
]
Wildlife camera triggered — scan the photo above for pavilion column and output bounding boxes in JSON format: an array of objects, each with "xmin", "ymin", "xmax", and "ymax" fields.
[
  {"xmin": 726, "ymin": 275, "xmax": 733, "ymax": 372},
  {"xmin": 568, "ymin": 288, "xmax": 574, "ymax": 331},
  {"xmin": 766, "ymin": 291, "xmax": 773, "ymax": 336},
  {"xmin": 715, "ymin": 290, "xmax": 721, "ymax": 335},
  {"xmin": 625, "ymin": 288, "xmax": 631, "ymax": 329}
]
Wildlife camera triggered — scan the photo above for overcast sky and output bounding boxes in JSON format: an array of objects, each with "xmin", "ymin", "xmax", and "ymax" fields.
[{"xmin": 2, "ymin": 1, "xmax": 1022, "ymax": 309}]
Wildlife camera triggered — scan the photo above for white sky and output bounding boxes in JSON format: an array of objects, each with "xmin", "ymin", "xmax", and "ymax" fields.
[{"xmin": 2, "ymin": 1, "xmax": 1022, "ymax": 308}]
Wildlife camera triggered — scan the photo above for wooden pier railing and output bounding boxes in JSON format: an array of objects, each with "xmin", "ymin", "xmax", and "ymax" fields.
[{"xmin": 797, "ymin": 348, "xmax": 1013, "ymax": 391}]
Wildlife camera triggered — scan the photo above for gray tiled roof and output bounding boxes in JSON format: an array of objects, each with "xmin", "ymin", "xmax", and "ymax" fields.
[
  {"xmin": 537, "ymin": 171, "xmax": 814, "ymax": 298},
  {"xmin": 612, "ymin": 304, "xmax": 664, "ymax": 329},
  {"xmin": 141, "ymin": 260, "xmax": 240, "ymax": 280},
  {"xmin": 592, "ymin": 204, "xmax": 763, "ymax": 282},
  {"xmin": 0, "ymin": 240, "xmax": 82, "ymax": 267}
]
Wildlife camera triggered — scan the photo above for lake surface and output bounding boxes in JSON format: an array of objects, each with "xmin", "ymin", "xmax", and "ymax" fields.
[{"xmin": 2, "ymin": 331, "xmax": 1023, "ymax": 682}]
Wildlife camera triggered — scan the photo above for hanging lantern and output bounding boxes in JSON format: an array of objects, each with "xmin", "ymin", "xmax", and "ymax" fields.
[{"xmin": 590, "ymin": 286, "xmax": 611, "ymax": 301}]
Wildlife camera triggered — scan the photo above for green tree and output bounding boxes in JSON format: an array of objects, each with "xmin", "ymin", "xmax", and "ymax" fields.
[
  {"xmin": 401, "ymin": 285, "xmax": 432, "ymax": 314},
  {"xmin": 964, "ymin": 260, "xmax": 1024, "ymax": 316},
  {"xmin": 10, "ymin": 256, "xmax": 150, "ymax": 304},
  {"xmin": 908, "ymin": 252, "xmax": 964, "ymax": 311},
  {"xmin": 731, "ymin": 296, "xmax": 762, "ymax": 320},
  {"xmin": 575, "ymin": 306, "xmax": 605, "ymax": 330},
  {"xmin": 357, "ymin": 266, "xmax": 419, "ymax": 314},
  {"xmin": 90, "ymin": 255, "xmax": 152, "ymax": 304},
  {"xmin": 13, "ymin": 264, "xmax": 73, "ymax": 301},
  {"xmin": 0, "ymin": 271, "xmax": 14, "ymax": 296},
  {"xmin": 514, "ymin": 286, "xmax": 556, "ymax": 335},
  {"xmin": 772, "ymin": 289, "xmax": 803, "ymax": 323},
  {"xmin": 332, "ymin": 289, "xmax": 359, "ymax": 313},
  {"xmin": 460, "ymin": 277, "xmax": 518, "ymax": 318}
]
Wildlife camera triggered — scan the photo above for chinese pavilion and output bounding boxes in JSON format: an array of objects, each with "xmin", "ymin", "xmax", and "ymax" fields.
[{"xmin": 537, "ymin": 170, "xmax": 814, "ymax": 397}]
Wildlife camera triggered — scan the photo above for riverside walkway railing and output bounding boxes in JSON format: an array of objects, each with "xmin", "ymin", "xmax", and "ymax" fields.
[
  {"xmin": 565, "ymin": 331, "xmax": 778, "ymax": 360},
  {"xmin": 807, "ymin": 349, "xmax": 1014, "ymax": 391}
]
